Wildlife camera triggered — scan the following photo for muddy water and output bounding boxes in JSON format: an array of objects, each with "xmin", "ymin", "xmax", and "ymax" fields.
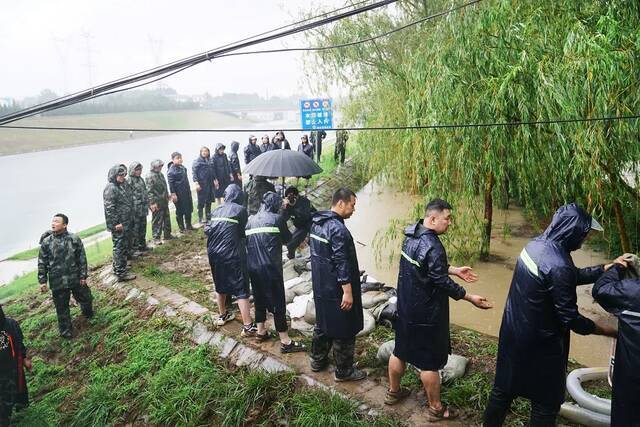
[{"xmin": 347, "ymin": 180, "xmax": 614, "ymax": 367}]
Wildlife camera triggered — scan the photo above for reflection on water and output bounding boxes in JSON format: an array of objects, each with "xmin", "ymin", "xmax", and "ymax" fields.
[{"xmin": 348, "ymin": 180, "xmax": 614, "ymax": 367}]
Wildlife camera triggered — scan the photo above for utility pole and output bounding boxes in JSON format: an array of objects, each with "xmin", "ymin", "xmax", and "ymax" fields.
[
  {"xmin": 50, "ymin": 35, "xmax": 69, "ymax": 94},
  {"xmin": 147, "ymin": 36, "xmax": 164, "ymax": 90},
  {"xmin": 80, "ymin": 30, "xmax": 94, "ymax": 88}
]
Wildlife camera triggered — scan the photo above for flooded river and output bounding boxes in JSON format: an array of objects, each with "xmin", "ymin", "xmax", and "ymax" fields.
[{"xmin": 348, "ymin": 180, "xmax": 614, "ymax": 367}]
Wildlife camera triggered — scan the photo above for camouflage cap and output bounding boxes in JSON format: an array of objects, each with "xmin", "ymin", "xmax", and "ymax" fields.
[
  {"xmin": 151, "ymin": 159, "xmax": 164, "ymax": 169},
  {"xmin": 117, "ymin": 164, "xmax": 127, "ymax": 176}
]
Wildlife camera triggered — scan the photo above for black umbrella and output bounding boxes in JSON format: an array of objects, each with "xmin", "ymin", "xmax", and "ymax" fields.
[{"xmin": 244, "ymin": 149, "xmax": 322, "ymax": 177}]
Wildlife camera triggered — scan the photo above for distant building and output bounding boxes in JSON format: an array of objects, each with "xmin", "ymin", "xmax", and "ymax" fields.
[{"xmin": 0, "ymin": 97, "xmax": 14, "ymax": 108}]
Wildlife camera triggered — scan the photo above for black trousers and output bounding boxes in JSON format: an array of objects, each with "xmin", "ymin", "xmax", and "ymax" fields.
[
  {"xmin": 313, "ymin": 140, "xmax": 323, "ymax": 162},
  {"xmin": 310, "ymin": 327, "xmax": 356, "ymax": 378},
  {"xmin": 52, "ymin": 285, "xmax": 94, "ymax": 336},
  {"xmin": 483, "ymin": 386, "xmax": 560, "ymax": 427},
  {"xmin": 286, "ymin": 225, "xmax": 310, "ymax": 258}
]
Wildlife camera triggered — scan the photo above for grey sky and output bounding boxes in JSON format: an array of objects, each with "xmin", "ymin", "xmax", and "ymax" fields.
[{"xmin": 0, "ymin": 0, "xmax": 344, "ymax": 99}]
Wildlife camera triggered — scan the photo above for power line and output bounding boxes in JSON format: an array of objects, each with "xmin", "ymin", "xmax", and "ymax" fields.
[
  {"xmin": 2, "ymin": 113, "xmax": 638, "ymax": 133},
  {"xmin": 0, "ymin": 0, "xmax": 397, "ymax": 125}
]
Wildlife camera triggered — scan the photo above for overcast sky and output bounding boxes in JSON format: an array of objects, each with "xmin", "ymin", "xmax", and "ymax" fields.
[{"xmin": 0, "ymin": 0, "xmax": 346, "ymax": 99}]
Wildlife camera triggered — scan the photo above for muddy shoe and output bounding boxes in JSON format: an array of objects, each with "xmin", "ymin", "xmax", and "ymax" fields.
[
  {"xmin": 281, "ymin": 340, "xmax": 306, "ymax": 354},
  {"xmin": 117, "ymin": 273, "xmax": 136, "ymax": 282},
  {"xmin": 60, "ymin": 331, "xmax": 73, "ymax": 339},
  {"xmin": 152, "ymin": 238, "xmax": 163, "ymax": 245},
  {"xmin": 310, "ymin": 360, "xmax": 328, "ymax": 372},
  {"xmin": 216, "ymin": 311, "xmax": 235, "ymax": 326},
  {"xmin": 241, "ymin": 323, "xmax": 258, "ymax": 337},
  {"xmin": 335, "ymin": 368, "xmax": 367, "ymax": 382},
  {"xmin": 164, "ymin": 234, "xmax": 176, "ymax": 241},
  {"xmin": 255, "ymin": 331, "xmax": 274, "ymax": 343},
  {"xmin": 426, "ymin": 405, "xmax": 459, "ymax": 422},
  {"xmin": 384, "ymin": 387, "xmax": 411, "ymax": 405}
]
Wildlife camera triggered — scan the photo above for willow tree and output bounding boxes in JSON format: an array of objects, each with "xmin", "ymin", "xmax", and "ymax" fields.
[{"xmin": 305, "ymin": 0, "xmax": 640, "ymax": 259}]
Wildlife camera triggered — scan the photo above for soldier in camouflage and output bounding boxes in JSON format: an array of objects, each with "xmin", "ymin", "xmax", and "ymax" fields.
[
  {"xmin": 334, "ymin": 129, "xmax": 349, "ymax": 165},
  {"xmin": 127, "ymin": 161, "xmax": 149, "ymax": 253},
  {"xmin": 38, "ymin": 214, "xmax": 93, "ymax": 338},
  {"xmin": 103, "ymin": 164, "xmax": 136, "ymax": 281},
  {"xmin": 146, "ymin": 159, "xmax": 173, "ymax": 244}
]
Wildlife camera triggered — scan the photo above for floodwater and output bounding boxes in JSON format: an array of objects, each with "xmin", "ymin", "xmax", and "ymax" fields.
[
  {"xmin": 348, "ymin": 180, "xmax": 614, "ymax": 367},
  {"xmin": 0, "ymin": 118, "xmax": 319, "ymax": 260}
]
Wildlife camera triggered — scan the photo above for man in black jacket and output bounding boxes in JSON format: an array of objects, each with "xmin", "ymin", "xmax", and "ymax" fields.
[
  {"xmin": 283, "ymin": 186, "xmax": 317, "ymax": 259},
  {"xmin": 0, "ymin": 305, "xmax": 31, "ymax": 426},
  {"xmin": 309, "ymin": 188, "xmax": 365, "ymax": 382},
  {"xmin": 310, "ymin": 130, "xmax": 327, "ymax": 162},
  {"xmin": 592, "ymin": 256, "xmax": 640, "ymax": 427},
  {"xmin": 484, "ymin": 204, "xmax": 618, "ymax": 427},
  {"xmin": 386, "ymin": 199, "xmax": 491, "ymax": 421},
  {"xmin": 244, "ymin": 135, "xmax": 262, "ymax": 165}
]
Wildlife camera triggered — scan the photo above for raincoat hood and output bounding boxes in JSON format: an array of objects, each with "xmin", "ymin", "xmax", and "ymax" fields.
[
  {"xmin": 107, "ymin": 164, "xmax": 126, "ymax": 183},
  {"xmin": 230, "ymin": 141, "xmax": 240, "ymax": 153},
  {"xmin": 128, "ymin": 161, "xmax": 142, "ymax": 176},
  {"xmin": 404, "ymin": 220, "xmax": 430, "ymax": 238},
  {"xmin": 150, "ymin": 159, "xmax": 164, "ymax": 170},
  {"xmin": 224, "ymin": 184, "xmax": 244, "ymax": 205},
  {"xmin": 312, "ymin": 210, "xmax": 342, "ymax": 225},
  {"xmin": 541, "ymin": 203, "xmax": 593, "ymax": 252},
  {"xmin": 215, "ymin": 142, "xmax": 225, "ymax": 153},
  {"xmin": 260, "ymin": 191, "xmax": 282, "ymax": 213}
]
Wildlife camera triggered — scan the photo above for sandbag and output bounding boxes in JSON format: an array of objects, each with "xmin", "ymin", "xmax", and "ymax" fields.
[
  {"xmin": 284, "ymin": 276, "xmax": 306, "ymax": 290},
  {"xmin": 362, "ymin": 291, "xmax": 390, "ymax": 309},
  {"xmin": 356, "ymin": 309, "xmax": 376, "ymax": 337},
  {"xmin": 283, "ymin": 263, "xmax": 300, "ymax": 282},
  {"xmin": 290, "ymin": 280, "xmax": 312, "ymax": 296},
  {"xmin": 285, "ymin": 288, "xmax": 296, "ymax": 303},
  {"xmin": 304, "ymin": 298, "xmax": 316, "ymax": 324},
  {"xmin": 290, "ymin": 318, "xmax": 315, "ymax": 337},
  {"xmin": 377, "ymin": 340, "xmax": 396, "ymax": 364},
  {"xmin": 287, "ymin": 293, "xmax": 313, "ymax": 319},
  {"xmin": 292, "ymin": 258, "xmax": 311, "ymax": 274}
]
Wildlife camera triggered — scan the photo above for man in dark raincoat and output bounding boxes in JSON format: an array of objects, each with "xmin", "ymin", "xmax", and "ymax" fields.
[
  {"xmin": 259, "ymin": 135, "xmax": 273, "ymax": 153},
  {"xmin": 126, "ymin": 161, "xmax": 149, "ymax": 253},
  {"xmin": 484, "ymin": 204, "xmax": 618, "ymax": 426},
  {"xmin": 205, "ymin": 184, "xmax": 255, "ymax": 335},
  {"xmin": 229, "ymin": 141, "xmax": 242, "ymax": 186},
  {"xmin": 246, "ymin": 192, "xmax": 306, "ymax": 353},
  {"xmin": 103, "ymin": 164, "xmax": 136, "ymax": 281},
  {"xmin": 283, "ymin": 186, "xmax": 316, "ymax": 259},
  {"xmin": 310, "ymin": 130, "xmax": 326, "ymax": 162},
  {"xmin": 212, "ymin": 143, "xmax": 233, "ymax": 205},
  {"xmin": 192, "ymin": 146, "xmax": 215, "ymax": 224},
  {"xmin": 244, "ymin": 135, "xmax": 262, "ymax": 165},
  {"xmin": 592, "ymin": 256, "xmax": 640, "ymax": 427},
  {"xmin": 146, "ymin": 159, "xmax": 173, "ymax": 244},
  {"xmin": 309, "ymin": 188, "xmax": 365, "ymax": 381},
  {"xmin": 38, "ymin": 214, "xmax": 95, "ymax": 337},
  {"xmin": 386, "ymin": 199, "xmax": 491, "ymax": 420},
  {"xmin": 0, "ymin": 305, "xmax": 31, "ymax": 426},
  {"xmin": 167, "ymin": 152, "xmax": 194, "ymax": 232},
  {"xmin": 275, "ymin": 131, "xmax": 290, "ymax": 150},
  {"xmin": 247, "ymin": 176, "xmax": 276, "ymax": 216}
]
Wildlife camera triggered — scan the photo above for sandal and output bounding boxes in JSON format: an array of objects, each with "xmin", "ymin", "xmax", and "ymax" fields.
[{"xmin": 426, "ymin": 405, "xmax": 459, "ymax": 422}]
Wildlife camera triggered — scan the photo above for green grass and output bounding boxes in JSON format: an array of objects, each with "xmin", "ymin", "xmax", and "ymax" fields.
[
  {"xmin": 8, "ymin": 223, "xmax": 108, "ymax": 261},
  {"xmin": 4, "ymin": 286, "xmax": 398, "ymax": 426}
]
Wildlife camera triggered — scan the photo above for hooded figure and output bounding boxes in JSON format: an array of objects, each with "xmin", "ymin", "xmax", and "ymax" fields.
[
  {"xmin": 485, "ymin": 204, "xmax": 607, "ymax": 425},
  {"xmin": 298, "ymin": 135, "xmax": 314, "ymax": 159},
  {"xmin": 246, "ymin": 192, "xmax": 292, "ymax": 333},
  {"xmin": 283, "ymin": 186, "xmax": 317, "ymax": 259},
  {"xmin": 104, "ymin": 164, "xmax": 134, "ymax": 278},
  {"xmin": 260, "ymin": 135, "xmax": 274, "ymax": 153},
  {"xmin": 229, "ymin": 141, "xmax": 242, "ymax": 186},
  {"xmin": 126, "ymin": 161, "xmax": 149, "ymax": 251},
  {"xmin": 247, "ymin": 176, "xmax": 276, "ymax": 216},
  {"xmin": 167, "ymin": 152, "xmax": 193, "ymax": 231},
  {"xmin": 310, "ymin": 130, "xmax": 327, "ymax": 162},
  {"xmin": 0, "ymin": 306, "xmax": 29, "ymax": 424},
  {"xmin": 212, "ymin": 143, "xmax": 232, "ymax": 201},
  {"xmin": 192, "ymin": 146, "xmax": 215, "ymax": 223},
  {"xmin": 592, "ymin": 263, "xmax": 640, "ymax": 427},
  {"xmin": 146, "ymin": 159, "xmax": 172, "ymax": 242},
  {"xmin": 277, "ymin": 131, "xmax": 291, "ymax": 150},
  {"xmin": 205, "ymin": 184, "xmax": 249, "ymax": 300},
  {"xmin": 394, "ymin": 220, "xmax": 467, "ymax": 372},
  {"xmin": 244, "ymin": 135, "xmax": 262, "ymax": 165}
]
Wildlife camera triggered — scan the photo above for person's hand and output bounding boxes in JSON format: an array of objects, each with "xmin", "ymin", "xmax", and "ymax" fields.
[
  {"xmin": 341, "ymin": 290, "xmax": 353, "ymax": 311},
  {"xmin": 115, "ymin": 224, "xmax": 124, "ymax": 232},
  {"xmin": 452, "ymin": 266, "xmax": 479, "ymax": 283},
  {"xmin": 170, "ymin": 193, "xmax": 177, "ymax": 202},
  {"xmin": 195, "ymin": 183, "xmax": 201, "ymax": 192},
  {"xmin": 229, "ymin": 174, "xmax": 234, "ymax": 181},
  {"xmin": 214, "ymin": 179, "xmax": 219, "ymax": 189},
  {"xmin": 150, "ymin": 203, "xmax": 158, "ymax": 213},
  {"xmin": 80, "ymin": 279, "xmax": 87, "ymax": 286},
  {"xmin": 594, "ymin": 322, "xmax": 618, "ymax": 338},
  {"xmin": 465, "ymin": 294, "xmax": 492, "ymax": 309},
  {"xmin": 39, "ymin": 283, "xmax": 48, "ymax": 293},
  {"xmin": 24, "ymin": 358, "xmax": 32, "ymax": 372},
  {"xmin": 237, "ymin": 173, "xmax": 242, "ymax": 181}
]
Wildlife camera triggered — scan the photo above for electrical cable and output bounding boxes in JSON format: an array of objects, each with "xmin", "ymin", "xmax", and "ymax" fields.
[
  {"xmin": 0, "ymin": 0, "xmax": 397, "ymax": 125},
  {"xmin": 2, "ymin": 113, "xmax": 638, "ymax": 133}
]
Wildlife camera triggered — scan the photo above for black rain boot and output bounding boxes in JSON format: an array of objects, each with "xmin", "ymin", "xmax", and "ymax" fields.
[
  {"xmin": 176, "ymin": 214, "xmax": 185, "ymax": 232},
  {"xmin": 186, "ymin": 216, "xmax": 194, "ymax": 231}
]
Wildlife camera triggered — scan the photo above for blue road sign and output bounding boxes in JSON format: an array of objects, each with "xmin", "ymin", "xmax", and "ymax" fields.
[{"xmin": 300, "ymin": 98, "xmax": 333, "ymax": 130}]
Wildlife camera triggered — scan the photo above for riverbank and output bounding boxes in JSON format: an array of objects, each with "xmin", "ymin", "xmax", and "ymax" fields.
[{"xmin": 0, "ymin": 109, "xmax": 249, "ymax": 156}]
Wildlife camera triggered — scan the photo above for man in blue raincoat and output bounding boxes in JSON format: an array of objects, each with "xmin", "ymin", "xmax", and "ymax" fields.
[
  {"xmin": 204, "ymin": 184, "xmax": 255, "ymax": 336},
  {"xmin": 592, "ymin": 255, "xmax": 640, "ymax": 427},
  {"xmin": 386, "ymin": 198, "xmax": 491, "ymax": 421},
  {"xmin": 309, "ymin": 188, "xmax": 365, "ymax": 382},
  {"xmin": 484, "ymin": 203, "xmax": 619, "ymax": 426},
  {"xmin": 246, "ymin": 192, "xmax": 306, "ymax": 353}
]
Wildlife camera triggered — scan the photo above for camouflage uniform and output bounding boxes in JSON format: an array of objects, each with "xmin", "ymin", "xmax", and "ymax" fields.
[
  {"xmin": 146, "ymin": 160, "xmax": 172, "ymax": 240},
  {"xmin": 334, "ymin": 130, "xmax": 349, "ymax": 165},
  {"xmin": 104, "ymin": 164, "xmax": 134, "ymax": 278},
  {"xmin": 126, "ymin": 161, "xmax": 149, "ymax": 251},
  {"xmin": 37, "ymin": 230, "xmax": 92, "ymax": 337}
]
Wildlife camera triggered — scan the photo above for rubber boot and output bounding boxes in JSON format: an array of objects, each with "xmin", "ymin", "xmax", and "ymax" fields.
[
  {"xmin": 186, "ymin": 215, "xmax": 194, "ymax": 231},
  {"xmin": 176, "ymin": 214, "xmax": 185, "ymax": 232}
]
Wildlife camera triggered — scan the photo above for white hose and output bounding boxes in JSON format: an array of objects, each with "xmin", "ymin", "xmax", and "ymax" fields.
[
  {"xmin": 566, "ymin": 367, "xmax": 611, "ymax": 415},
  {"xmin": 560, "ymin": 402, "xmax": 610, "ymax": 427}
]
